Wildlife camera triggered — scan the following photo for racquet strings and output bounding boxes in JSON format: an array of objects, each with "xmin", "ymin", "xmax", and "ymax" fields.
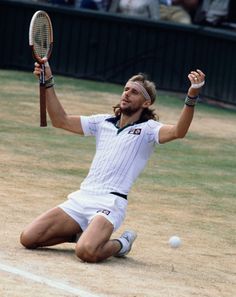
[{"xmin": 32, "ymin": 12, "xmax": 52, "ymax": 61}]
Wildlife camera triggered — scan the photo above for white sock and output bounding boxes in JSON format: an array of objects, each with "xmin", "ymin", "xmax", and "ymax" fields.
[{"xmin": 117, "ymin": 237, "xmax": 129, "ymax": 254}]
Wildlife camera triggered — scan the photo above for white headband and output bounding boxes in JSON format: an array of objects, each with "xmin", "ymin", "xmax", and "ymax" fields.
[{"xmin": 127, "ymin": 81, "xmax": 151, "ymax": 101}]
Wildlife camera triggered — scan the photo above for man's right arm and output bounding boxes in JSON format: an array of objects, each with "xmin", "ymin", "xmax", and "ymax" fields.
[{"xmin": 34, "ymin": 62, "xmax": 84, "ymax": 135}]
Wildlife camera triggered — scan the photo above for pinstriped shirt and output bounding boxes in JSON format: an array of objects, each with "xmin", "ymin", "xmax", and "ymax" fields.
[{"xmin": 80, "ymin": 114, "xmax": 163, "ymax": 195}]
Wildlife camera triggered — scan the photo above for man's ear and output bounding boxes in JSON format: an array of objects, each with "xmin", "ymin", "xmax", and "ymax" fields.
[{"xmin": 142, "ymin": 100, "xmax": 151, "ymax": 108}]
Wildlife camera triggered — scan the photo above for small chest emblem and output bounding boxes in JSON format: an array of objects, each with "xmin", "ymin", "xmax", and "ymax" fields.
[{"xmin": 128, "ymin": 128, "xmax": 142, "ymax": 135}]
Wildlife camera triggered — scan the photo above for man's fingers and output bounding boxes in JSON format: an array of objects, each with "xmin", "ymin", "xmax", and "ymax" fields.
[
  {"xmin": 188, "ymin": 69, "xmax": 205, "ymax": 89},
  {"xmin": 33, "ymin": 59, "xmax": 52, "ymax": 80},
  {"xmin": 33, "ymin": 62, "xmax": 41, "ymax": 78},
  {"xmin": 189, "ymin": 69, "xmax": 205, "ymax": 82},
  {"xmin": 196, "ymin": 69, "xmax": 205, "ymax": 77}
]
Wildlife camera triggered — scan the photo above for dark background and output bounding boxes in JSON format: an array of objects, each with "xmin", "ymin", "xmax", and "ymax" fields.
[{"xmin": 1, "ymin": 0, "xmax": 236, "ymax": 106}]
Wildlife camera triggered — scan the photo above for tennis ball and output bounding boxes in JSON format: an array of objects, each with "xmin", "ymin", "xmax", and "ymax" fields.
[{"xmin": 169, "ymin": 236, "xmax": 181, "ymax": 248}]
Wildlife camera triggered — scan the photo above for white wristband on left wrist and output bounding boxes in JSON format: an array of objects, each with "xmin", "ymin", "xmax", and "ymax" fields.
[{"xmin": 191, "ymin": 81, "xmax": 205, "ymax": 89}]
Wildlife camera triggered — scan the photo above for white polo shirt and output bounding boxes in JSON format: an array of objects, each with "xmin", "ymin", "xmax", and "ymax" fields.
[{"xmin": 79, "ymin": 114, "xmax": 163, "ymax": 195}]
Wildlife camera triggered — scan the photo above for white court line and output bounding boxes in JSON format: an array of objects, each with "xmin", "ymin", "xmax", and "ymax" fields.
[{"xmin": 0, "ymin": 262, "xmax": 105, "ymax": 297}]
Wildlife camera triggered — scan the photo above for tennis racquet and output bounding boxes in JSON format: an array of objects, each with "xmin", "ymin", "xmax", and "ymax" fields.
[{"xmin": 29, "ymin": 10, "xmax": 53, "ymax": 127}]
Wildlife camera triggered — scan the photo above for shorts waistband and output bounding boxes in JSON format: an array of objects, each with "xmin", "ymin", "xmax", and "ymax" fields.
[{"xmin": 110, "ymin": 192, "xmax": 127, "ymax": 200}]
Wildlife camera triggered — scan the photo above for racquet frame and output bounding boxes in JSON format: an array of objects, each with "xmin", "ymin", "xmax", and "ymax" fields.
[{"xmin": 29, "ymin": 10, "xmax": 53, "ymax": 127}]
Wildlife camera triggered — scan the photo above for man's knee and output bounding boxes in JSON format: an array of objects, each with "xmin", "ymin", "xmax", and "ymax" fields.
[{"xmin": 75, "ymin": 241, "xmax": 101, "ymax": 263}]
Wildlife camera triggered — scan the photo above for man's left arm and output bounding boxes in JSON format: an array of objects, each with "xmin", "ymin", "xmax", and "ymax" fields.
[{"xmin": 159, "ymin": 69, "xmax": 205, "ymax": 144}]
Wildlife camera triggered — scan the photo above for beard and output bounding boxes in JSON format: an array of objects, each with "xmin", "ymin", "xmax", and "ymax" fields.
[{"xmin": 120, "ymin": 105, "xmax": 141, "ymax": 116}]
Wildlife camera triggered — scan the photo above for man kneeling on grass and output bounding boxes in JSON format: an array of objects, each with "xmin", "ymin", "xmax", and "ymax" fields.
[{"xmin": 20, "ymin": 60, "xmax": 205, "ymax": 262}]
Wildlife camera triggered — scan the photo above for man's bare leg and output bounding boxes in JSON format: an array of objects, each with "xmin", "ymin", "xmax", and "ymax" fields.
[
  {"xmin": 20, "ymin": 207, "xmax": 82, "ymax": 249},
  {"xmin": 75, "ymin": 215, "xmax": 120, "ymax": 262},
  {"xmin": 75, "ymin": 215, "xmax": 137, "ymax": 263}
]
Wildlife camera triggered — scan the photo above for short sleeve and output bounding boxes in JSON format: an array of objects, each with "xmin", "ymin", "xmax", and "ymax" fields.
[
  {"xmin": 146, "ymin": 119, "xmax": 163, "ymax": 144},
  {"xmin": 80, "ymin": 114, "xmax": 111, "ymax": 136}
]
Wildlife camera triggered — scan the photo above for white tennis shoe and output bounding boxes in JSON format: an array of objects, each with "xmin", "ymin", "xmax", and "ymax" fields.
[{"xmin": 116, "ymin": 230, "xmax": 137, "ymax": 257}]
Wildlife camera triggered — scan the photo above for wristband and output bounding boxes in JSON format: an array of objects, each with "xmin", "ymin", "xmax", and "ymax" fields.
[
  {"xmin": 45, "ymin": 76, "xmax": 55, "ymax": 89},
  {"xmin": 191, "ymin": 81, "xmax": 205, "ymax": 89},
  {"xmin": 185, "ymin": 95, "xmax": 199, "ymax": 107}
]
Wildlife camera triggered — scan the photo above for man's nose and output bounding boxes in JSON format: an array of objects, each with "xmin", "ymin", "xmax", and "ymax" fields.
[{"xmin": 125, "ymin": 89, "xmax": 131, "ymax": 96}]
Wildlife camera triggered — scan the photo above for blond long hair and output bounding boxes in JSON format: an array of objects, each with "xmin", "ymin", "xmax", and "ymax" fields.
[{"xmin": 113, "ymin": 73, "xmax": 159, "ymax": 121}]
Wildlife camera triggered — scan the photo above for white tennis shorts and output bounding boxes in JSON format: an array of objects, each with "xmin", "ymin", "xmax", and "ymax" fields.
[{"xmin": 58, "ymin": 190, "xmax": 128, "ymax": 232}]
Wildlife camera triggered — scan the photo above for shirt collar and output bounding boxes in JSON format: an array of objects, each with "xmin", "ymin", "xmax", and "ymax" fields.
[{"xmin": 106, "ymin": 115, "xmax": 148, "ymax": 126}]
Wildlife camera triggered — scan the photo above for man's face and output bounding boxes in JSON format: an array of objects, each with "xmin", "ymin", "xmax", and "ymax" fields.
[{"xmin": 120, "ymin": 82, "xmax": 150, "ymax": 116}]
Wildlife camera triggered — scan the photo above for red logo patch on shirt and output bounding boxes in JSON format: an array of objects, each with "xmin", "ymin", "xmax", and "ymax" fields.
[{"xmin": 128, "ymin": 128, "xmax": 142, "ymax": 135}]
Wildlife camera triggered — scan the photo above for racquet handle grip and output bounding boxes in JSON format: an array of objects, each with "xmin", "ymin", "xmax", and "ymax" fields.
[{"xmin": 40, "ymin": 85, "xmax": 47, "ymax": 127}]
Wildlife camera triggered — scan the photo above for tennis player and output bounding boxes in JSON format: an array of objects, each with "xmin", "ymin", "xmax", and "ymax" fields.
[{"xmin": 20, "ymin": 60, "xmax": 205, "ymax": 262}]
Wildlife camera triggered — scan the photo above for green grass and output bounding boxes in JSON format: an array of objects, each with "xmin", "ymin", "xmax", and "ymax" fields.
[{"xmin": 0, "ymin": 69, "xmax": 235, "ymax": 245}]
